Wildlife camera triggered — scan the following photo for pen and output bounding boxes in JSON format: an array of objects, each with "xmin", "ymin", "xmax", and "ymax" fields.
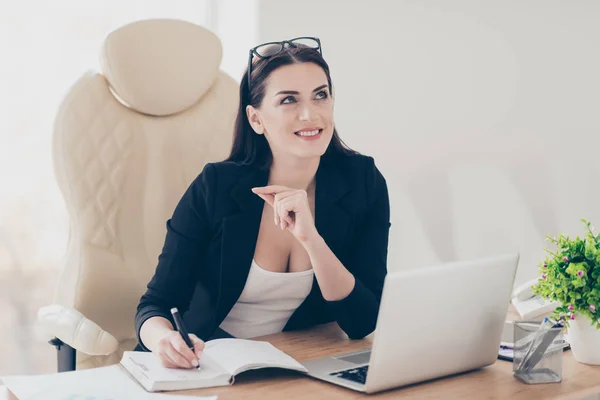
[
  {"xmin": 521, "ymin": 319, "xmax": 564, "ymax": 371},
  {"xmin": 170, "ymin": 307, "xmax": 195, "ymax": 352},
  {"xmin": 517, "ymin": 318, "xmax": 549, "ymax": 371}
]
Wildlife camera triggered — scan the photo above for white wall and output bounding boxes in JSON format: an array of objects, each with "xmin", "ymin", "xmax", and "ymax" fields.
[
  {"xmin": 214, "ymin": 0, "xmax": 258, "ymax": 81},
  {"xmin": 257, "ymin": 0, "xmax": 600, "ymax": 287}
]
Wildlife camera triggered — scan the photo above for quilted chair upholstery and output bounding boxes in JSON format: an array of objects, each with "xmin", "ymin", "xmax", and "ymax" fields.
[{"xmin": 36, "ymin": 19, "xmax": 238, "ymax": 370}]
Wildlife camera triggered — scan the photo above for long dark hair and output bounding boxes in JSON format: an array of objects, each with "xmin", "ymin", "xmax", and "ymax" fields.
[{"xmin": 226, "ymin": 45, "xmax": 357, "ymax": 169}]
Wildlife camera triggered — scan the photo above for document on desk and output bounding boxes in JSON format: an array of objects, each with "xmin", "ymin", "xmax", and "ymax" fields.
[{"xmin": 0, "ymin": 365, "xmax": 217, "ymax": 400}]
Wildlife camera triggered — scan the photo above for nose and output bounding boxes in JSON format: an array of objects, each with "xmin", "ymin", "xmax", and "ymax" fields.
[{"xmin": 298, "ymin": 102, "xmax": 317, "ymax": 122}]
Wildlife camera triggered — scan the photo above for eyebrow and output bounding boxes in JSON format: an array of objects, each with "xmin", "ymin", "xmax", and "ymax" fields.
[{"xmin": 275, "ymin": 84, "xmax": 328, "ymax": 96}]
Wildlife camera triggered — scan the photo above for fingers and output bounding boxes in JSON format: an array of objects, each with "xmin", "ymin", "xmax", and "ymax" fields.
[
  {"xmin": 273, "ymin": 191, "xmax": 298, "ymax": 227},
  {"xmin": 189, "ymin": 334, "xmax": 206, "ymax": 359},
  {"xmin": 165, "ymin": 343, "xmax": 194, "ymax": 369},
  {"xmin": 276, "ymin": 197, "xmax": 300, "ymax": 230},
  {"xmin": 252, "ymin": 185, "xmax": 292, "ymax": 195},
  {"xmin": 157, "ymin": 341, "xmax": 191, "ymax": 369},
  {"xmin": 252, "ymin": 187, "xmax": 308, "ymax": 230},
  {"xmin": 155, "ymin": 332, "xmax": 199, "ymax": 369},
  {"xmin": 252, "ymin": 186, "xmax": 295, "ymax": 208},
  {"xmin": 255, "ymin": 189, "xmax": 297, "ymax": 226},
  {"xmin": 282, "ymin": 215, "xmax": 293, "ymax": 230},
  {"xmin": 156, "ymin": 347, "xmax": 178, "ymax": 368},
  {"xmin": 252, "ymin": 187, "xmax": 294, "ymax": 209},
  {"xmin": 173, "ymin": 334, "xmax": 200, "ymax": 366},
  {"xmin": 282, "ymin": 213, "xmax": 294, "ymax": 226},
  {"xmin": 277, "ymin": 200, "xmax": 287, "ymax": 228},
  {"xmin": 273, "ymin": 190, "xmax": 297, "ymax": 202}
]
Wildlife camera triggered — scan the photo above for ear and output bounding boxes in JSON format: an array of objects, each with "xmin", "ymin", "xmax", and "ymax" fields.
[{"xmin": 246, "ymin": 105, "xmax": 264, "ymax": 135}]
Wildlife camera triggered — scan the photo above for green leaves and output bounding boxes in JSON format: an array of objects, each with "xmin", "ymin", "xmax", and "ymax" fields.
[
  {"xmin": 569, "ymin": 292, "xmax": 582, "ymax": 300},
  {"xmin": 571, "ymin": 261, "xmax": 587, "ymax": 273},
  {"xmin": 533, "ymin": 219, "xmax": 600, "ymax": 329},
  {"xmin": 585, "ymin": 233, "xmax": 597, "ymax": 260}
]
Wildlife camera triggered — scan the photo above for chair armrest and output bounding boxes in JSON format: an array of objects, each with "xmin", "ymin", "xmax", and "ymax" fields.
[{"xmin": 37, "ymin": 304, "xmax": 119, "ymax": 356}]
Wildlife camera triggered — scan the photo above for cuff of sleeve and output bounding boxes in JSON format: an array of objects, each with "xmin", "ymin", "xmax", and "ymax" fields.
[
  {"xmin": 135, "ymin": 309, "xmax": 174, "ymax": 352},
  {"xmin": 326, "ymin": 278, "xmax": 370, "ymax": 315},
  {"xmin": 325, "ymin": 278, "xmax": 379, "ymax": 339}
]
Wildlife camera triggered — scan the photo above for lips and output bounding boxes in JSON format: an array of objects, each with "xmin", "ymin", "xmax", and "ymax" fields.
[{"xmin": 294, "ymin": 128, "xmax": 323, "ymax": 137}]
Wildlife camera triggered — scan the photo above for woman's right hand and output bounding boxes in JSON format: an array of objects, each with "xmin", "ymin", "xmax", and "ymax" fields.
[{"xmin": 155, "ymin": 330, "xmax": 205, "ymax": 369}]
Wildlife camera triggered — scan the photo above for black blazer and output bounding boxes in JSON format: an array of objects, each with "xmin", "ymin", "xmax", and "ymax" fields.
[{"xmin": 134, "ymin": 152, "xmax": 391, "ymax": 351}]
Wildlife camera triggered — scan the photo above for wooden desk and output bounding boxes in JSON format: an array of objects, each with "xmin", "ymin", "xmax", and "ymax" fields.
[
  {"xmin": 2, "ymin": 308, "xmax": 599, "ymax": 399},
  {"xmin": 179, "ymin": 307, "xmax": 600, "ymax": 399}
]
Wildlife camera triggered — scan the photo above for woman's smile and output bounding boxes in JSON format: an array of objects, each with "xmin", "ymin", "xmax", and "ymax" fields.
[{"xmin": 294, "ymin": 127, "xmax": 323, "ymax": 141}]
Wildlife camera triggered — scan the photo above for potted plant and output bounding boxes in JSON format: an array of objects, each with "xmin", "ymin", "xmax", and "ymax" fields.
[{"xmin": 532, "ymin": 219, "xmax": 600, "ymax": 365}]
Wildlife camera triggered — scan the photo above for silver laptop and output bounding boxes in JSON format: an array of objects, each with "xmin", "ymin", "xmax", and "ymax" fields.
[{"xmin": 302, "ymin": 253, "xmax": 519, "ymax": 394}]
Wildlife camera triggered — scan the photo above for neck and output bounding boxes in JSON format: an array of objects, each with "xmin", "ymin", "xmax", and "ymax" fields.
[{"xmin": 268, "ymin": 155, "xmax": 320, "ymax": 190}]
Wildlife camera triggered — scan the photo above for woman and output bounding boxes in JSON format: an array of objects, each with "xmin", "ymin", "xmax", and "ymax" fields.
[{"xmin": 135, "ymin": 37, "xmax": 391, "ymax": 369}]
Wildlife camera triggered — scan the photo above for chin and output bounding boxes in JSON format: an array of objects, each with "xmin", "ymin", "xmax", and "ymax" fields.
[
  {"xmin": 286, "ymin": 146, "xmax": 327, "ymax": 160},
  {"xmin": 287, "ymin": 151, "xmax": 323, "ymax": 160},
  {"xmin": 285, "ymin": 129, "xmax": 333, "ymax": 158}
]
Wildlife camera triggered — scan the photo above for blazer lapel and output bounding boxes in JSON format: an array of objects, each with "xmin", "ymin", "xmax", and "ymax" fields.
[
  {"xmin": 215, "ymin": 166, "xmax": 268, "ymax": 324},
  {"xmin": 314, "ymin": 156, "xmax": 352, "ymax": 258}
]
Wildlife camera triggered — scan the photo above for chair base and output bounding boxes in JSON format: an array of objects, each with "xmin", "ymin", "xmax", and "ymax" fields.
[{"xmin": 48, "ymin": 337, "xmax": 76, "ymax": 372}]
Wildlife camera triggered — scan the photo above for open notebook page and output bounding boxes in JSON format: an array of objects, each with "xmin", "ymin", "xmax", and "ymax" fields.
[{"xmin": 203, "ymin": 339, "xmax": 308, "ymax": 376}]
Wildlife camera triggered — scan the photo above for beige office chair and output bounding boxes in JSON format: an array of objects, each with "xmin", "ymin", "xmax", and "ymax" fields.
[{"xmin": 36, "ymin": 19, "xmax": 238, "ymax": 371}]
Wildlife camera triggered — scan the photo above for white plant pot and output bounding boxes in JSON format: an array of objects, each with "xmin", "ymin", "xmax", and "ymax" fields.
[{"xmin": 567, "ymin": 314, "xmax": 600, "ymax": 365}]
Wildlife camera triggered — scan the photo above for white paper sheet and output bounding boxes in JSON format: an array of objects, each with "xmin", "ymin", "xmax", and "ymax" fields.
[
  {"xmin": 0, "ymin": 386, "xmax": 14, "ymax": 400},
  {"xmin": 1, "ymin": 365, "xmax": 217, "ymax": 400}
]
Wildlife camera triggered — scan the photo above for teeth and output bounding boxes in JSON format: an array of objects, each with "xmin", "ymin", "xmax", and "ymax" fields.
[{"xmin": 296, "ymin": 129, "xmax": 320, "ymax": 137}]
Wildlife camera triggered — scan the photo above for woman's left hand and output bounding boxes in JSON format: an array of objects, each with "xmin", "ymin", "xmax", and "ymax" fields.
[{"xmin": 251, "ymin": 185, "xmax": 318, "ymax": 244}]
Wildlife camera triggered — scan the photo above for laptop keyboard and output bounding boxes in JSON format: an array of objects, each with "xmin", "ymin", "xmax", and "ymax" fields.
[{"xmin": 329, "ymin": 365, "xmax": 369, "ymax": 385}]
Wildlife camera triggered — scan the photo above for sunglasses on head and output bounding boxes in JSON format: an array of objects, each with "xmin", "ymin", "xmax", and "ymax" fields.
[{"xmin": 247, "ymin": 37, "xmax": 322, "ymax": 88}]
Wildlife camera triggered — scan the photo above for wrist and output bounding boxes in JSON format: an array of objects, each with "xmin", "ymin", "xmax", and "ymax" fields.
[
  {"xmin": 140, "ymin": 316, "xmax": 174, "ymax": 351},
  {"xmin": 300, "ymin": 231, "xmax": 325, "ymax": 252}
]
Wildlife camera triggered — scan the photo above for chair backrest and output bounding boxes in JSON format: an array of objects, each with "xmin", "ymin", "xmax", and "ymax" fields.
[{"xmin": 51, "ymin": 19, "xmax": 238, "ymax": 368}]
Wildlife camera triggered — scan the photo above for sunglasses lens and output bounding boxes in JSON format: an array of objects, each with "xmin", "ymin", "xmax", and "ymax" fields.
[
  {"xmin": 291, "ymin": 38, "xmax": 320, "ymax": 49},
  {"xmin": 255, "ymin": 43, "xmax": 284, "ymax": 57}
]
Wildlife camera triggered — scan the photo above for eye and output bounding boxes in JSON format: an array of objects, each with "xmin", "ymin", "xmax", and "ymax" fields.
[
  {"xmin": 281, "ymin": 96, "xmax": 296, "ymax": 104},
  {"xmin": 315, "ymin": 90, "xmax": 329, "ymax": 100}
]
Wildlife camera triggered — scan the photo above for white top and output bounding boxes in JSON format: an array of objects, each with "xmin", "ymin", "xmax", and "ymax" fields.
[{"xmin": 218, "ymin": 259, "xmax": 315, "ymax": 339}]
